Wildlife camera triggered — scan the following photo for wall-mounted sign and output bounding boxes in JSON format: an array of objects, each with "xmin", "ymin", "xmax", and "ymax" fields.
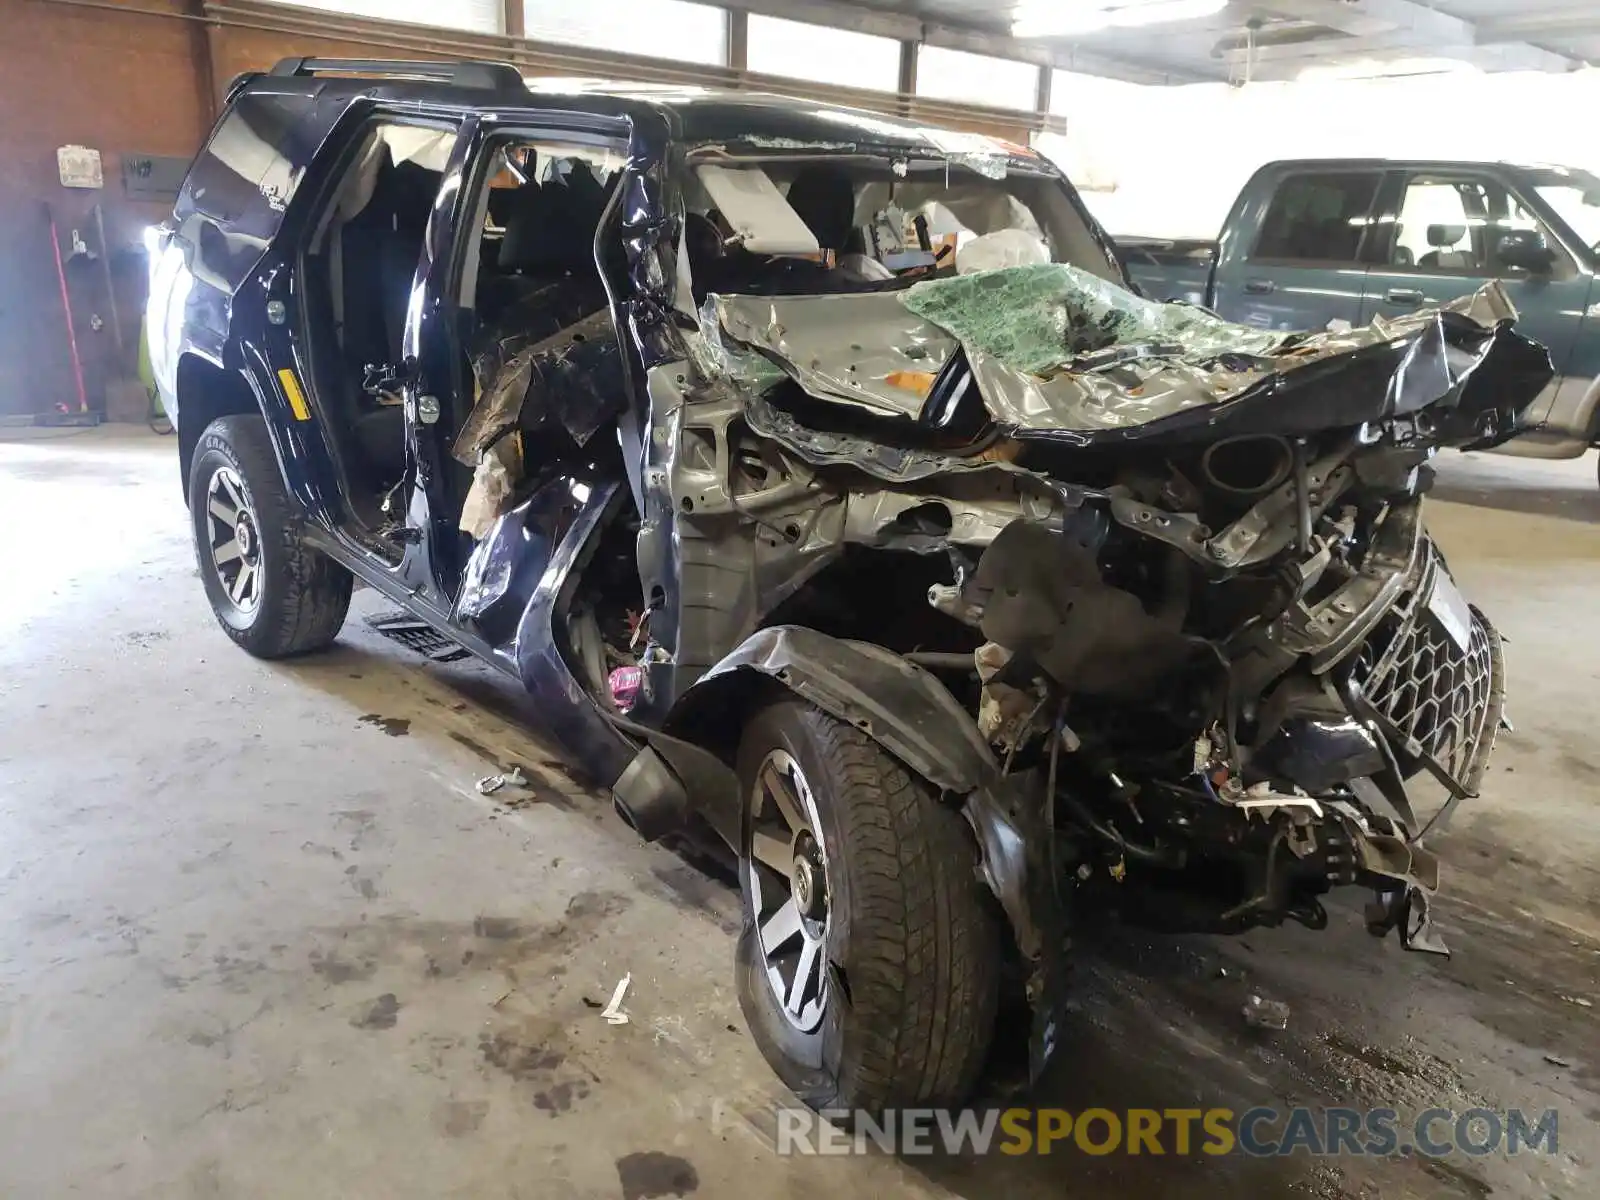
[{"xmin": 58, "ymin": 144, "xmax": 104, "ymax": 189}]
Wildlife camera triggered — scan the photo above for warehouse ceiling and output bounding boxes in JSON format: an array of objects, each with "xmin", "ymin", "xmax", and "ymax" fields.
[{"xmin": 782, "ymin": 0, "xmax": 1600, "ymax": 83}]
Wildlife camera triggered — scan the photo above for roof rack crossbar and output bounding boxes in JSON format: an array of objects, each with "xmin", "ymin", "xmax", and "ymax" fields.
[{"xmin": 268, "ymin": 57, "xmax": 524, "ymax": 91}]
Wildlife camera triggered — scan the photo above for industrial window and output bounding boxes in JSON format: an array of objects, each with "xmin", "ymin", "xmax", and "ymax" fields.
[
  {"xmin": 523, "ymin": 0, "xmax": 727, "ymax": 65},
  {"xmin": 271, "ymin": 0, "xmax": 503, "ymax": 34},
  {"xmin": 1252, "ymin": 172, "xmax": 1383, "ymax": 263},
  {"xmin": 745, "ymin": 15, "xmax": 900, "ymax": 91},
  {"xmin": 917, "ymin": 46, "xmax": 1038, "ymax": 111}
]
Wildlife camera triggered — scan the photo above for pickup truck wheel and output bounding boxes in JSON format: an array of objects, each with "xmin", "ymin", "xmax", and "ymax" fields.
[
  {"xmin": 188, "ymin": 414, "xmax": 352, "ymax": 658},
  {"xmin": 733, "ymin": 699, "xmax": 1000, "ymax": 1113}
]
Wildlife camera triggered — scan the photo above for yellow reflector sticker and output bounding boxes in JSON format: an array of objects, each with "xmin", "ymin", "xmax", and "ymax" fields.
[{"xmin": 278, "ymin": 368, "xmax": 311, "ymax": 421}]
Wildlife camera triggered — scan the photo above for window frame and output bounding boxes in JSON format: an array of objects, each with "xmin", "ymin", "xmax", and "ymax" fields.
[
  {"xmin": 450, "ymin": 112, "xmax": 636, "ymax": 314},
  {"xmin": 1246, "ymin": 168, "xmax": 1386, "ymax": 269},
  {"xmin": 1370, "ymin": 168, "xmax": 1578, "ymax": 282}
]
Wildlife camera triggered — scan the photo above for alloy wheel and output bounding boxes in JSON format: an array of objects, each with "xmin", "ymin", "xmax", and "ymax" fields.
[
  {"xmin": 745, "ymin": 748, "xmax": 831, "ymax": 1033},
  {"xmin": 204, "ymin": 466, "xmax": 263, "ymax": 616}
]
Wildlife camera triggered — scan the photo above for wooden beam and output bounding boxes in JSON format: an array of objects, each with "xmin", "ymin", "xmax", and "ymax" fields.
[
  {"xmin": 502, "ymin": 0, "xmax": 523, "ymax": 40},
  {"xmin": 897, "ymin": 37, "xmax": 918, "ymax": 96},
  {"xmin": 726, "ymin": 7, "xmax": 747, "ymax": 71}
]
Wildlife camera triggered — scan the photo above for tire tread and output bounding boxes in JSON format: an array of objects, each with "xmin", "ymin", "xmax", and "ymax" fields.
[
  {"xmin": 791, "ymin": 705, "xmax": 999, "ymax": 1110},
  {"xmin": 190, "ymin": 414, "xmax": 351, "ymax": 658}
]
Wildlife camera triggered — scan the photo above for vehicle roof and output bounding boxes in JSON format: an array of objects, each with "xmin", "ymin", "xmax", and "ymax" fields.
[
  {"xmin": 1255, "ymin": 158, "xmax": 1586, "ymax": 175},
  {"xmin": 247, "ymin": 65, "xmax": 1034, "ymax": 161}
]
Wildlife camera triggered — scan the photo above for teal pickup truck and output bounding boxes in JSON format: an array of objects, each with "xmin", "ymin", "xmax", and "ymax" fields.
[{"xmin": 1119, "ymin": 159, "xmax": 1600, "ymax": 477}]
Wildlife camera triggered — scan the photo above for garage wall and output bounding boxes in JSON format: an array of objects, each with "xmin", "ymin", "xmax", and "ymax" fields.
[{"xmin": 0, "ymin": 0, "xmax": 213, "ymax": 419}]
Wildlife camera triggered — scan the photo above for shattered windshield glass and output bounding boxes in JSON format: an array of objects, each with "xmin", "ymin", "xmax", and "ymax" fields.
[{"xmin": 681, "ymin": 152, "xmax": 1110, "ymax": 301}]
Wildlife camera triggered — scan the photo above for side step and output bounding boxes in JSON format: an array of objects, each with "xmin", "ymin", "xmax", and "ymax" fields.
[{"xmin": 364, "ymin": 611, "xmax": 472, "ymax": 663}]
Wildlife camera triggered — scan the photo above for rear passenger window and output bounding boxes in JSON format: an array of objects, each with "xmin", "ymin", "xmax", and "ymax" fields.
[
  {"xmin": 183, "ymin": 92, "xmax": 319, "ymax": 224},
  {"xmin": 1252, "ymin": 173, "xmax": 1382, "ymax": 263}
]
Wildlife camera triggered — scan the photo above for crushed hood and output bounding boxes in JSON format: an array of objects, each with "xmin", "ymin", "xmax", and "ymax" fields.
[{"xmin": 702, "ymin": 263, "xmax": 1553, "ymax": 450}]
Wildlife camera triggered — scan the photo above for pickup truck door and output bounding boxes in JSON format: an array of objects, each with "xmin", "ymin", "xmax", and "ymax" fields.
[
  {"xmin": 1212, "ymin": 168, "xmax": 1382, "ymax": 332},
  {"xmin": 1360, "ymin": 169, "xmax": 1589, "ymax": 384}
]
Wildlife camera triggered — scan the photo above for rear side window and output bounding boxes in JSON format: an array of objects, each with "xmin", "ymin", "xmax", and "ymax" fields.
[
  {"xmin": 175, "ymin": 88, "xmax": 340, "ymax": 293},
  {"xmin": 1252, "ymin": 172, "xmax": 1382, "ymax": 263},
  {"xmin": 181, "ymin": 91, "xmax": 320, "ymax": 225}
]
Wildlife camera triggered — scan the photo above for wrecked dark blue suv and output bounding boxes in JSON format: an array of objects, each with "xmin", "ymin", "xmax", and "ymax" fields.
[{"xmin": 151, "ymin": 58, "xmax": 1542, "ymax": 1113}]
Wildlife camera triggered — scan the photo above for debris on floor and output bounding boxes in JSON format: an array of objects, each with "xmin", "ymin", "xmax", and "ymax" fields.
[
  {"xmin": 1242, "ymin": 994, "xmax": 1291, "ymax": 1031},
  {"xmin": 601, "ymin": 973, "xmax": 632, "ymax": 1026},
  {"xmin": 1545, "ymin": 1054, "xmax": 1573, "ymax": 1068},
  {"xmin": 476, "ymin": 765, "xmax": 530, "ymax": 795},
  {"xmin": 1561, "ymin": 994, "xmax": 1594, "ymax": 1008}
]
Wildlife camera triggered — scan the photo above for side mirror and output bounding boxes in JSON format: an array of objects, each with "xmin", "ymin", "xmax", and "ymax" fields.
[{"xmin": 1496, "ymin": 229, "xmax": 1555, "ymax": 274}]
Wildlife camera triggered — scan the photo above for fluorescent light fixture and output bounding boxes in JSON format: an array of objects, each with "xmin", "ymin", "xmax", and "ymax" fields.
[
  {"xmin": 1012, "ymin": 0, "xmax": 1227, "ymax": 38},
  {"xmin": 1297, "ymin": 56, "xmax": 1480, "ymax": 82}
]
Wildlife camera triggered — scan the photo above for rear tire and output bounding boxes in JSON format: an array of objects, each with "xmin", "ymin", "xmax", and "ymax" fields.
[
  {"xmin": 734, "ymin": 699, "xmax": 1000, "ymax": 1113},
  {"xmin": 188, "ymin": 414, "xmax": 352, "ymax": 658}
]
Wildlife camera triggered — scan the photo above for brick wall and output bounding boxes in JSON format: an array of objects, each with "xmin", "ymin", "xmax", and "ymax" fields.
[
  {"xmin": 0, "ymin": 0, "xmax": 213, "ymax": 416},
  {"xmin": 0, "ymin": 0, "xmax": 368, "ymax": 417}
]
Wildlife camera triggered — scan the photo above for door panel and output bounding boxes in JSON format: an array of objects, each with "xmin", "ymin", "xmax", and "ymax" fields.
[
  {"xmin": 1216, "ymin": 169, "xmax": 1382, "ymax": 332},
  {"xmin": 1219, "ymin": 264, "xmax": 1370, "ymax": 332}
]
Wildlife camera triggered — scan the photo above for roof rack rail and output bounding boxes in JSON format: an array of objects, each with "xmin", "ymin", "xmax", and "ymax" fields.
[{"xmin": 268, "ymin": 58, "xmax": 524, "ymax": 91}]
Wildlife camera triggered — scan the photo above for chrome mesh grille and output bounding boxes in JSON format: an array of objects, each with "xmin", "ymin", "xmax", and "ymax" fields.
[{"xmin": 1348, "ymin": 555, "xmax": 1503, "ymax": 797}]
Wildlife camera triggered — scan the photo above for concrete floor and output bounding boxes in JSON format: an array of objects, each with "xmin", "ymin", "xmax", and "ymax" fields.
[{"xmin": 1, "ymin": 427, "xmax": 1596, "ymax": 1199}]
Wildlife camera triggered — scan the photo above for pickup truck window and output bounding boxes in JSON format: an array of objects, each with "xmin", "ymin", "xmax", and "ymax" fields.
[
  {"xmin": 1393, "ymin": 178, "xmax": 1491, "ymax": 270},
  {"xmin": 1253, "ymin": 172, "xmax": 1382, "ymax": 263},
  {"xmin": 1384, "ymin": 173, "xmax": 1573, "ymax": 280},
  {"xmin": 1527, "ymin": 167, "xmax": 1600, "ymax": 251}
]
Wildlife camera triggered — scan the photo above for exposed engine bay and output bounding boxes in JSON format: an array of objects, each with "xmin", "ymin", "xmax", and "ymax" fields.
[{"xmin": 609, "ymin": 262, "xmax": 1545, "ymax": 982}]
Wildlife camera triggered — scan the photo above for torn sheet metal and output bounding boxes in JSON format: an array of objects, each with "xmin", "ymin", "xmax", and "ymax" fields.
[
  {"xmin": 709, "ymin": 292, "xmax": 955, "ymax": 418},
  {"xmin": 706, "ymin": 265, "xmax": 1549, "ymax": 446},
  {"xmin": 920, "ymin": 129, "xmax": 1012, "ymax": 181},
  {"xmin": 739, "ymin": 384, "xmax": 1082, "ymax": 506},
  {"xmin": 456, "ymin": 308, "xmax": 625, "ymax": 465}
]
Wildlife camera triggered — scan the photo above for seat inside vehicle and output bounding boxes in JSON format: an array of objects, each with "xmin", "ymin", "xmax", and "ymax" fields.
[
  {"xmin": 473, "ymin": 151, "xmax": 616, "ymax": 333},
  {"xmin": 1419, "ymin": 222, "xmax": 1475, "ymax": 270},
  {"xmin": 302, "ymin": 124, "xmax": 454, "ymax": 517}
]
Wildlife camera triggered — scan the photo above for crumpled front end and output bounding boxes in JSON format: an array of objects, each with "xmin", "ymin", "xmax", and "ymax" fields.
[{"xmin": 634, "ymin": 262, "xmax": 1545, "ymax": 1076}]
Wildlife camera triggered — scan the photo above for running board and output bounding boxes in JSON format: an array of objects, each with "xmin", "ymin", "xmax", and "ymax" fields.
[{"xmin": 364, "ymin": 611, "xmax": 472, "ymax": 663}]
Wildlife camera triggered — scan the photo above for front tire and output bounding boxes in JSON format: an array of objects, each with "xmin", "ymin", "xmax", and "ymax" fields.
[
  {"xmin": 188, "ymin": 414, "xmax": 352, "ymax": 658},
  {"xmin": 734, "ymin": 699, "xmax": 1000, "ymax": 1113}
]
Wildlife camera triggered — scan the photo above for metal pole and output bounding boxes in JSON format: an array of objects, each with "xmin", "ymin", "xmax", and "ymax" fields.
[
  {"xmin": 46, "ymin": 203, "xmax": 90, "ymax": 415},
  {"xmin": 93, "ymin": 204, "xmax": 126, "ymax": 356}
]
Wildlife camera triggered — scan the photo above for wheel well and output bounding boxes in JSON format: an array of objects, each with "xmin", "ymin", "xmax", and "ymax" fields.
[{"xmin": 176, "ymin": 356, "xmax": 259, "ymax": 499}]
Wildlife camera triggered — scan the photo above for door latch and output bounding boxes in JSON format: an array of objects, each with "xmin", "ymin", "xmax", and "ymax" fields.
[{"xmin": 362, "ymin": 358, "xmax": 418, "ymax": 397}]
